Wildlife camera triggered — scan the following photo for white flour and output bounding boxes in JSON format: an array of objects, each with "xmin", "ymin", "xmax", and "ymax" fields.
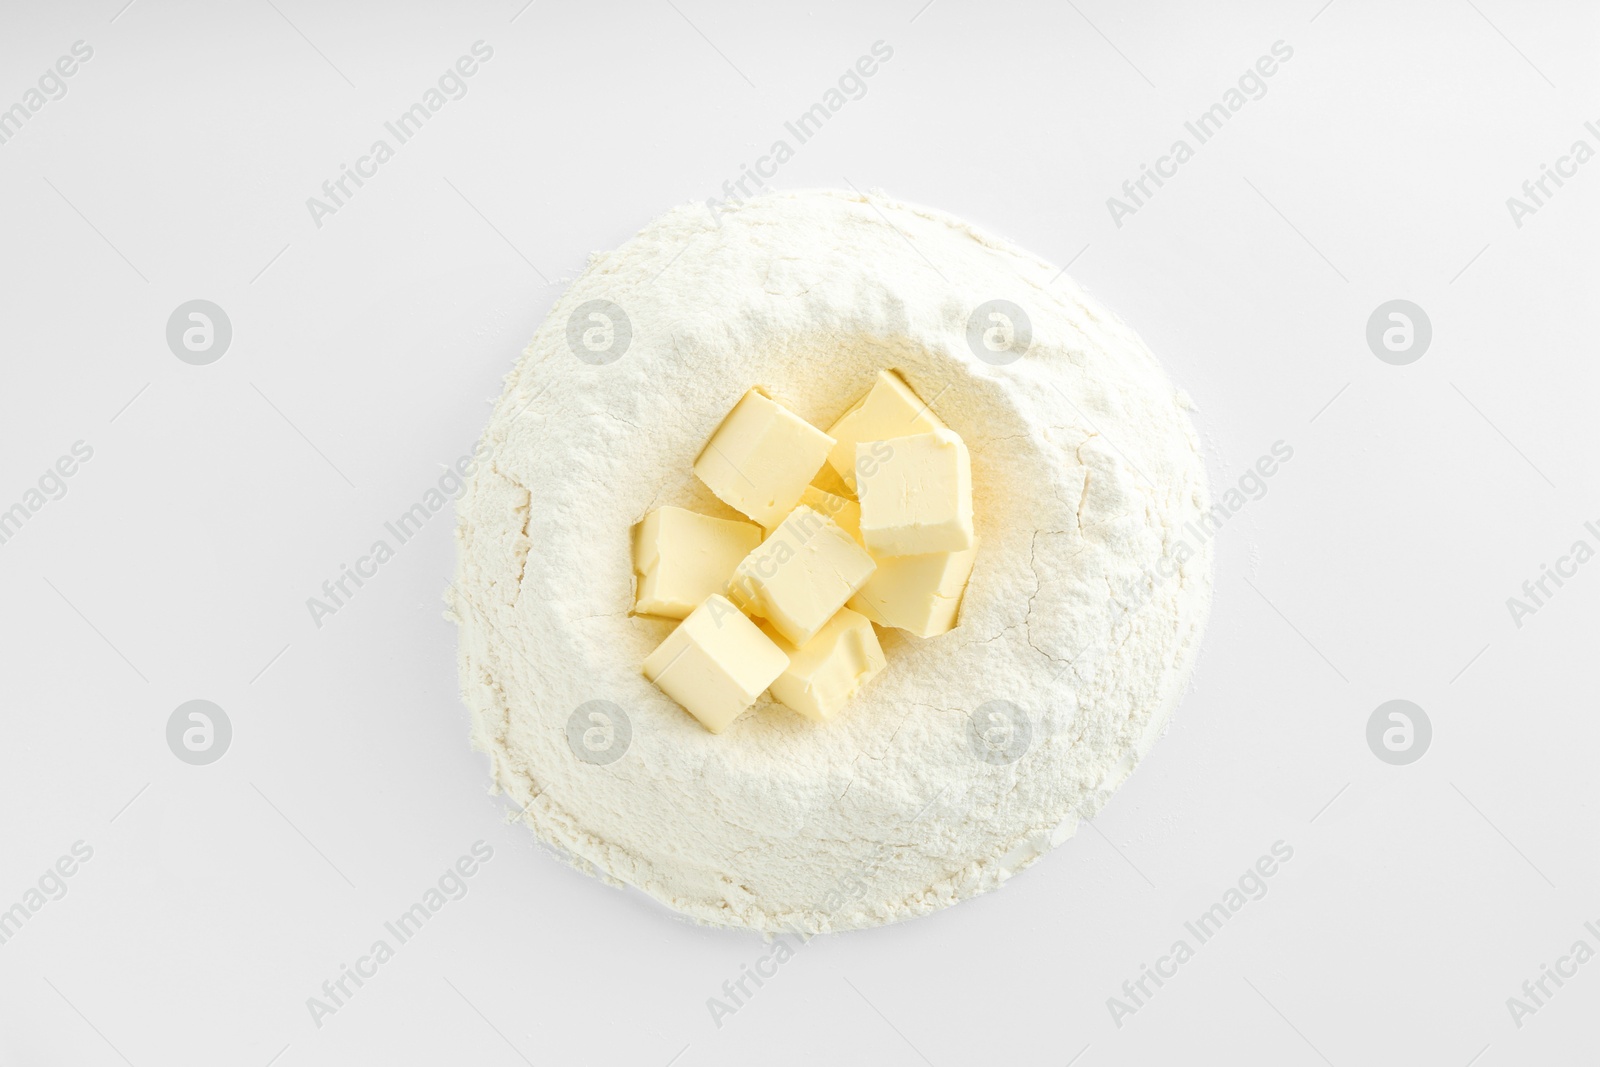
[{"xmin": 450, "ymin": 189, "xmax": 1212, "ymax": 932}]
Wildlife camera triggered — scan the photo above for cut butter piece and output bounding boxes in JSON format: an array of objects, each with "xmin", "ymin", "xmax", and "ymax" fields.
[
  {"xmin": 849, "ymin": 542, "xmax": 977, "ymax": 638},
  {"xmin": 693, "ymin": 388, "xmax": 834, "ymax": 527},
  {"xmin": 632, "ymin": 506, "xmax": 762, "ymax": 619},
  {"xmin": 857, "ymin": 428, "xmax": 973, "ymax": 556},
  {"xmin": 762, "ymin": 608, "xmax": 886, "ymax": 722},
  {"xmin": 728, "ymin": 504, "xmax": 875, "ymax": 646},
  {"xmin": 768, "ymin": 485, "xmax": 862, "ymax": 547},
  {"xmin": 642, "ymin": 595, "xmax": 788, "ymax": 733},
  {"xmin": 824, "ymin": 369, "xmax": 945, "ymax": 492}
]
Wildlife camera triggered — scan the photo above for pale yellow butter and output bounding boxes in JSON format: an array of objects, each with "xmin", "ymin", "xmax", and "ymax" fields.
[
  {"xmin": 728, "ymin": 504, "xmax": 876, "ymax": 646},
  {"xmin": 693, "ymin": 388, "xmax": 834, "ymax": 527},
  {"xmin": 810, "ymin": 462, "xmax": 855, "ymax": 499},
  {"xmin": 848, "ymin": 542, "xmax": 978, "ymax": 638},
  {"xmin": 824, "ymin": 370, "xmax": 946, "ymax": 492},
  {"xmin": 642, "ymin": 594, "xmax": 789, "ymax": 733},
  {"xmin": 633, "ymin": 506, "xmax": 762, "ymax": 619},
  {"xmin": 856, "ymin": 428, "xmax": 974, "ymax": 556},
  {"xmin": 768, "ymin": 485, "xmax": 863, "ymax": 547},
  {"xmin": 762, "ymin": 608, "xmax": 886, "ymax": 722}
]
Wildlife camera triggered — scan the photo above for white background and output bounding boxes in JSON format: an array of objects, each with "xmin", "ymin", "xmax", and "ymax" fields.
[{"xmin": 1, "ymin": 0, "xmax": 1596, "ymax": 1064}]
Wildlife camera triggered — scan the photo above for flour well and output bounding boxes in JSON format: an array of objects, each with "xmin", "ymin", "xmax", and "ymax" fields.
[{"xmin": 450, "ymin": 189, "xmax": 1212, "ymax": 932}]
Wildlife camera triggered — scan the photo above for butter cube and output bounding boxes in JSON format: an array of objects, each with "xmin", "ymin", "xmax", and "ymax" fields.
[
  {"xmin": 825, "ymin": 370, "xmax": 946, "ymax": 491},
  {"xmin": 642, "ymin": 595, "xmax": 789, "ymax": 733},
  {"xmin": 694, "ymin": 389, "xmax": 835, "ymax": 527},
  {"xmin": 762, "ymin": 608, "xmax": 886, "ymax": 722},
  {"xmin": 849, "ymin": 543, "xmax": 978, "ymax": 637},
  {"xmin": 857, "ymin": 429, "xmax": 974, "ymax": 556},
  {"xmin": 633, "ymin": 507, "xmax": 763, "ymax": 619},
  {"xmin": 769, "ymin": 485, "xmax": 863, "ymax": 547},
  {"xmin": 728, "ymin": 505, "xmax": 876, "ymax": 646}
]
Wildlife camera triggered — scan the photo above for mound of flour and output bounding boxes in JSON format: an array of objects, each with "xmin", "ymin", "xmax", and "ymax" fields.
[{"xmin": 450, "ymin": 189, "xmax": 1212, "ymax": 932}]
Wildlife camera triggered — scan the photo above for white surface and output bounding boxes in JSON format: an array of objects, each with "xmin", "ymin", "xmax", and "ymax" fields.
[{"xmin": 0, "ymin": 1, "xmax": 1594, "ymax": 1064}]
